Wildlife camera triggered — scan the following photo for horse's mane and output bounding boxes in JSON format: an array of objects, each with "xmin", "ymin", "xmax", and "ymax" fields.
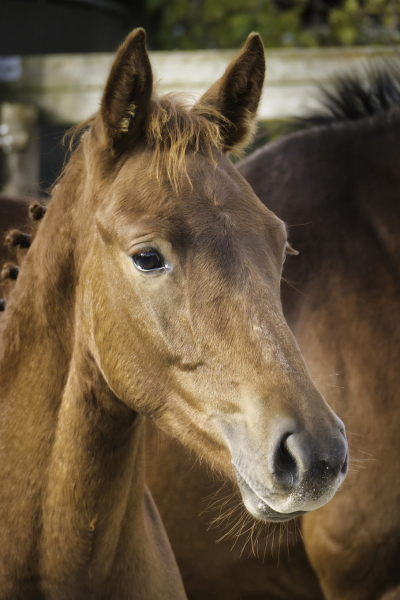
[{"xmin": 295, "ymin": 61, "xmax": 400, "ymax": 129}]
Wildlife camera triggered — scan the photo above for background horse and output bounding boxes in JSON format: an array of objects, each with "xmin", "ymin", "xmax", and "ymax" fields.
[
  {"xmin": 0, "ymin": 29, "xmax": 348, "ymax": 599},
  {"xmin": 146, "ymin": 66, "xmax": 400, "ymax": 599}
]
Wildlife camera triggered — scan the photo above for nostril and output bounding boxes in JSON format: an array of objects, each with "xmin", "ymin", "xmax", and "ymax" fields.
[
  {"xmin": 338, "ymin": 428, "xmax": 348, "ymax": 476},
  {"xmin": 341, "ymin": 452, "xmax": 348, "ymax": 475},
  {"xmin": 273, "ymin": 433, "xmax": 298, "ymax": 487}
]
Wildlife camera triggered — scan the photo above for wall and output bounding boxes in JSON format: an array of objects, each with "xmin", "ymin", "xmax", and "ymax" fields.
[{"xmin": 2, "ymin": 46, "xmax": 398, "ymax": 123}]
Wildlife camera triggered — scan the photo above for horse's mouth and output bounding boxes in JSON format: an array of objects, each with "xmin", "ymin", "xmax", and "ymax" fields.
[{"xmin": 234, "ymin": 467, "xmax": 308, "ymax": 523}]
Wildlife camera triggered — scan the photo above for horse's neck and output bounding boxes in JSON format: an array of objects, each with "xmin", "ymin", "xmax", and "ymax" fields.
[
  {"xmin": 0, "ymin": 179, "xmax": 184, "ymax": 598},
  {"xmin": 38, "ymin": 340, "xmax": 138, "ymax": 576}
]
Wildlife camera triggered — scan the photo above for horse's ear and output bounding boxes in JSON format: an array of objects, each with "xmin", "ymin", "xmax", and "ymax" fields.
[
  {"xmin": 196, "ymin": 33, "xmax": 265, "ymax": 152},
  {"xmin": 99, "ymin": 28, "xmax": 153, "ymax": 150}
]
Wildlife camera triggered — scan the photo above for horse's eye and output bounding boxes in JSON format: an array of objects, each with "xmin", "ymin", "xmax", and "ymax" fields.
[{"xmin": 132, "ymin": 250, "xmax": 164, "ymax": 272}]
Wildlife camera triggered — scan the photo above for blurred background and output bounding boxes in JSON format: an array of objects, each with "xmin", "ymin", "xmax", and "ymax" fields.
[{"xmin": 0, "ymin": 0, "xmax": 399, "ymax": 197}]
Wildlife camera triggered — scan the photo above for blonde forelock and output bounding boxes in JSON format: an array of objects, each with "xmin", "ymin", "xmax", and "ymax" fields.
[{"xmin": 144, "ymin": 93, "xmax": 230, "ymax": 192}]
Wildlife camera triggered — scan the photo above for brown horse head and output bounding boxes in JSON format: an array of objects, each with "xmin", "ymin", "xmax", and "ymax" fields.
[
  {"xmin": 75, "ymin": 29, "xmax": 347, "ymax": 520},
  {"xmin": 4, "ymin": 30, "xmax": 347, "ymax": 525}
]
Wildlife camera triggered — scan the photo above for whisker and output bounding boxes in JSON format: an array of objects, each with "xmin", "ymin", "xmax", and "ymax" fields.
[{"xmin": 281, "ymin": 277, "xmax": 308, "ymax": 299}]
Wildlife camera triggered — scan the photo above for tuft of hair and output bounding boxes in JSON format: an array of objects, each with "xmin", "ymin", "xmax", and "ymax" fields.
[
  {"xmin": 29, "ymin": 202, "xmax": 47, "ymax": 221},
  {"xmin": 144, "ymin": 92, "xmax": 231, "ymax": 192},
  {"xmin": 5, "ymin": 230, "xmax": 31, "ymax": 249},
  {"xmin": 120, "ymin": 102, "xmax": 136, "ymax": 134},
  {"xmin": 1, "ymin": 263, "xmax": 19, "ymax": 282},
  {"xmin": 295, "ymin": 61, "xmax": 400, "ymax": 129},
  {"xmin": 46, "ymin": 116, "xmax": 96, "ymax": 195},
  {"xmin": 0, "ymin": 202, "xmax": 45, "ymax": 308},
  {"xmin": 63, "ymin": 114, "xmax": 96, "ymax": 153}
]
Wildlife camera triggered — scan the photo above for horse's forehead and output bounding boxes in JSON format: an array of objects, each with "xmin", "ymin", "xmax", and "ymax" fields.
[
  {"xmin": 112, "ymin": 153, "xmax": 248, "ymax": 216},
  {"xmin": 109, "ymin": 152, "xmax": 283, "ymax": 246},
  {"xmin": 200, "ymin": 164, "xmax": 243, "ymax": 208},
  {"xmin": 186, "ymin": 160, "xmax": 284, "ymax": 235}
]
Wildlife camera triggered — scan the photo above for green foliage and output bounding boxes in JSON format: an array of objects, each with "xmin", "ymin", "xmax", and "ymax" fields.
[{"xmin": 143, "ymin": 0, "xmax": 400, "ymax": 48}]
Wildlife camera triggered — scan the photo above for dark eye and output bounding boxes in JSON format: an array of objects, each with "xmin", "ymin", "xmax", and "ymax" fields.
[{"xmin": 132, "ymin": 250, "xmax": 164, "ymax": 272}]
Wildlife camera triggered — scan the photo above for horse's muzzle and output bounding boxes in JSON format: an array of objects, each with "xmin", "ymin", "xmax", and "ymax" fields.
[{"xmin": 232, "ymin": 421, "xmax": 348, "ymax": 521}]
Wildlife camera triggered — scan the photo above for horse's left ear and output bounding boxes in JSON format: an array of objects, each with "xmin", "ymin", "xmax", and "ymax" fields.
[
  {"xmin": 99, "ymin": 28, "xmax": 153, "ymax": 150},
  {"xmin": 196, "ymin": 33, "xmax": 265, "ymax": 152}
]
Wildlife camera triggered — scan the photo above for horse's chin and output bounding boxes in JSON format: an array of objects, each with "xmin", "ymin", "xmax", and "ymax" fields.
[
  {"xmin": 239, "ymin": 480, "xmax": 308, "ymax": 523},
  {"xmin": 236, "ymin": 470, "xmax": 309, "ymax": 522}
]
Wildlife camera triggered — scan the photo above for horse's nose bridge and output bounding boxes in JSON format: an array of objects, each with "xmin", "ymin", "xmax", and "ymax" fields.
[
  {"xmin": 246, "ymin": 303, "xmax": 312, "ymax": 379},
  {"xmin": 190, "ymin": 281, "xmax": 295, "ymax": 370}
]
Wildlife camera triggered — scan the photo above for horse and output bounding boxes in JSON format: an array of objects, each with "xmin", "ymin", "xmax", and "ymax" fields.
[
  {"xmin": 0, "ymin": 28, "xmax": 348, "ymax": 599},
  {"xmin": 146, "ymin": 66, "xmax": 400, "ymax": 600}
]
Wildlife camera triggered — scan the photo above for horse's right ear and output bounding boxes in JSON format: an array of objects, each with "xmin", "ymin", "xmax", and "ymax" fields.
[{"xmin": 98, "ymin": 28, "xmax": 153, "ymax": 150}]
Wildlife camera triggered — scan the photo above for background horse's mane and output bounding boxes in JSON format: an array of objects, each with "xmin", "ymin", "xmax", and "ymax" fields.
[{"xmin": 295, "ymin": 61, "xmax": 400, "ymax": 129}]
